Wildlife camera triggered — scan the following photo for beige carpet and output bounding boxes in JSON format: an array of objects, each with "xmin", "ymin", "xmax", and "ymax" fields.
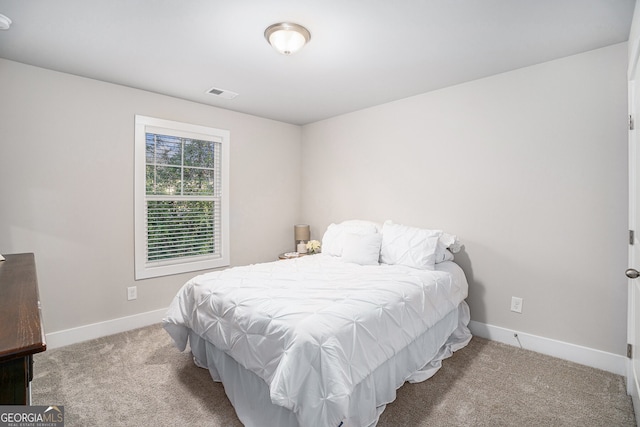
[{"xmin": 31, "ymin": 324, "xmax": 635, "ymax": 426}]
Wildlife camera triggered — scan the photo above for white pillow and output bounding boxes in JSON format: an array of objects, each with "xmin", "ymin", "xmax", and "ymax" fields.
[
  {"xmin": 321, "ymin": 221, "xmax": 379, "ymax": 257},
  {"xmin": 341, "ymin": 233, "xmax": 383, "ymax": 265},
  {"xmin": 380, "ymin": 221, "xmax": 441, "ymax": 270},
  {"xmin": 435, "ymin": 248, "xmax": 455, "ymax": 263},
  {"xmin": 436, "ymin": 233, "xmax": 454, "ymax": 263},
  {"xmin": 435, "ymin": 232, "xmax": 462, "ymax": 263}
]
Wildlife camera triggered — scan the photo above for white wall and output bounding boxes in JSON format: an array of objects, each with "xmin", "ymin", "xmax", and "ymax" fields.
[
  {"xmin": 0, "ymin": 59, "xmax": 302, "ymax": 334},
  {"xmin": 301, "ymin": 43, "xmax": 629, "ymax": 355}
]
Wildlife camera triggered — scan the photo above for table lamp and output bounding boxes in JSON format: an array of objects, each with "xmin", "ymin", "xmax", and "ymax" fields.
[{"xmin": 294, "ymin": 224, "xmax": 310, "ymax": 253}]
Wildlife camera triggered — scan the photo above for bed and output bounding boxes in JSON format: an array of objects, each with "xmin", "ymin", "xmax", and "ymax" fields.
[{"xmin": 163, "ymin": 220, "xmax": 471, "ymax": 427}]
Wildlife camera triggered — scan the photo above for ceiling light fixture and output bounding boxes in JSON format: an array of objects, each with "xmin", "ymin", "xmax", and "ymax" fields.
[
  {"xmin": 0, "ymin": 14, "xmax": 11, "ymax": 30},
  {"xmin": 264, "ymin": 22, "xmax": 311, "ymax": 56}
]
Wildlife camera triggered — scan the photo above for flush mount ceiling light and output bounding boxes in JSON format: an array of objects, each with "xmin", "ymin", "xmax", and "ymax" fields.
[
  {"xmin": 264, "ymin": 22, "xmax": 311, "ymax": 55},
  {"xmin": 0, "ymin": 14, "xmax": 11, "ymax": 30}
]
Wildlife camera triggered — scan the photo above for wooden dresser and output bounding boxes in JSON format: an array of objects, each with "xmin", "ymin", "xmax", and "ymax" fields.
[{"xmin": 0, "ymin": 253, "xmax": 46, "ymax": 405}]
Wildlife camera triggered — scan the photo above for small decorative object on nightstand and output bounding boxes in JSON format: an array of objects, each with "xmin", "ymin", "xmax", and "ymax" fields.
[
  {"xmin": 306, "ymin": 240, "xmax": 321, "ymax": 254},
  {"xmin": 279, "ymin": 252, "xmax": 305, "ymax": 260}
]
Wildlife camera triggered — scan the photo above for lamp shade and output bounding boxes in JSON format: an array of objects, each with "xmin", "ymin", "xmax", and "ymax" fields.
[{"xmin": 294, "ymin": 224, "xmax": 310, "ymax": 241}]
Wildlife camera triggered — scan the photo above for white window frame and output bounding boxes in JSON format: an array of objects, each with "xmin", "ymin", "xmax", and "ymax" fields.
[{"xmin": 134, "ymin": 115, "xmax": 230, "ymax": 280}]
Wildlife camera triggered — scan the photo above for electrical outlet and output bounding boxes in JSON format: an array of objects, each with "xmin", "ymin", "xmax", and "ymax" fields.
[
  {"xmin": 127, "ymin": 286, "xmax": 137, "ymax": 301},
  {"xmin": 510, "ymin": 296, "xmax": 523, "ymax": 313}
]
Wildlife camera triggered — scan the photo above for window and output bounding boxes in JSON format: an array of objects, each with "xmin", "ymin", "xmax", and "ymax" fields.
[{"xmin": 134, "ymin": 115, "xmax": 229, "ymax": 279}]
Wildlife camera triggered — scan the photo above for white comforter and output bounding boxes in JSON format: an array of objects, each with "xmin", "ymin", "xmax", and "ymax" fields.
[{"xmin": 163, "ymin": 254, "xmax": 468, "ymax": 427}]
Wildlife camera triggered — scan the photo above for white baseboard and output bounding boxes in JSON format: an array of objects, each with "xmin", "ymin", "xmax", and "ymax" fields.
[
  {"xmin": 45, "ymin": 308, "xmax": 168, "ymax": 349},
  {"xmin": 469, "ymin": 320, "xmax": 627, "ymax": 376}
]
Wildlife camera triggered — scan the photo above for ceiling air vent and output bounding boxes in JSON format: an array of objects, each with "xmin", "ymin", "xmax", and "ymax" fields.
[{"xmin": 206, "ymin": 87, "xmax": 238, "ymax": 100}]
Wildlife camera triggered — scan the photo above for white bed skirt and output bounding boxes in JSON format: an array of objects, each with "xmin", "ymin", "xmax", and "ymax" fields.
[{"xmin": 187, "ymin": 301, "xmax": 471, "ymax": 427}]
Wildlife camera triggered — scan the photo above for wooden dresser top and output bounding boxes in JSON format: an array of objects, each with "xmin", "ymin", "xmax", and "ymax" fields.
[{"xmin": 0, "ymin": 253, "xmax": 46, "ymax": 361}]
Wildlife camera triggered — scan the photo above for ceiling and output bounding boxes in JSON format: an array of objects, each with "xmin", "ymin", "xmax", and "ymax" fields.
[{"xmin": 0, "ymin": 1, "xmax": 635, "ymax": 125}]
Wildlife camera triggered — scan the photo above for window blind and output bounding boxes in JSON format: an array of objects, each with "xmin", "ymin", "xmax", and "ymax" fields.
[{"xmin": 144, "ymin": 133, "xmax": 222, "ymax": 265}]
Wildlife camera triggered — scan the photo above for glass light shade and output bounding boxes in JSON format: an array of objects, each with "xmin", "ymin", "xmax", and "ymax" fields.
[
  {"xmin": 265, "ymin": 23, "xmax": 311, "ymax": 55},
  {"xmin": 0, "ymin": 14, "xmax": 11, "ymax": 30}
]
